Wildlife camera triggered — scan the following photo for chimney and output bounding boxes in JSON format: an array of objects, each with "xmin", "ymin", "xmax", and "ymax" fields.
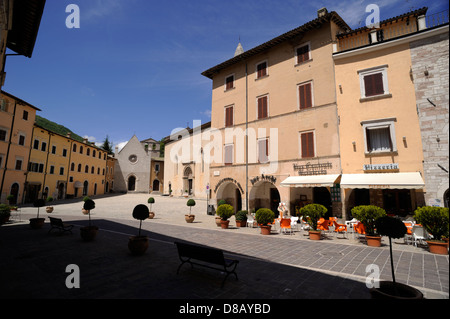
[
  {"xmin": 317, "ymin": 7, "xmax": 328, "ymax": 18},
  {"xmin": 66, "ymin": 132, "xmax": 71, "ymax": 138},
  {"xmin": 83, "ymin": 138, "xmax": 88, "ymax": 144}
]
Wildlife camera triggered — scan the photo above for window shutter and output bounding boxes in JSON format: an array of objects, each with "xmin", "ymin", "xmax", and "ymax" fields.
[
  {"xmin": 299, "ymin": 83, "xmax": 312, "ymax": 109},
  {"xmin": 297, "ymin": 45, "xmax": 309, "ymax": 63},
  {"xmin": 257, "ymin": 62, "xmax": 266, "ymax": 78},
  {"xmin": 225, "ymin": 145, "xmax": 233, "ymax": 165},
  {"xmin": 258, "ymin": 96, "xmax": 268, "ymax": 119},
  {"xmin": 364, "ymin": 73, "xmax": 384, "ymax": 97},
  {"xmin": 225, "ymin": 107, "xmax": 233, "ymax": 127},
  {"xmin": 226, "ymin": 76, "xmax": 233, "ymax": 90},
  {"xmin": 301, "ymin": 132, "xmax": 314, "ymax": 158}
]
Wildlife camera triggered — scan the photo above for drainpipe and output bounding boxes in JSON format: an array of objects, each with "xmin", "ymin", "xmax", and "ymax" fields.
[{"xmin": 245, "ymin": 62, "xmax": 249, "ymax": 212}]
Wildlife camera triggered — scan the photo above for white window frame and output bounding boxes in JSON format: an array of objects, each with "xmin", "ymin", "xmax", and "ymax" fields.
[
  {"xmin": 224, "ymin": 143, "xmax": 234, "ymax": 165},
  {"xmin": 256, "ymin": 94, "xmax": 270, "ymax": 119},
  {"xmin": 257, "ymin": 138, "xmax": 269, "ymax": 164},
  {"xmin": 297, "ymin": 80, "xmax": 314, "ymax": 110},
  {"xmin": 361, "ymin": 118, "xmax": 397, "ymax": 154},
  {"xmin": 295, "ymin": 42, "xmax": 311, "ymax": 65},
  {"xmin": 298, "ymin": 130, "xmax": 316, "ymax": 159},
  {"xmin": 255, "ymin": 60, "xmax": 268, "ymax": 79},
  {"xmin": 358, "ymin": 65, "xmax": 390, "ymax": 99},
  {"xmin": 224, "ymin": 104, "xmax": 234, "ymax": 127},
  {"xmin": 224, "ymin": 74, "xmax": 235, "ymax": 91}
]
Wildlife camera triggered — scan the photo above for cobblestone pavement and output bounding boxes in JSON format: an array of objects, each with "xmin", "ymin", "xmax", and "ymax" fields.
[{"xmin": 0, "ymin": 193, "xmax": 448, "ymax": 301}]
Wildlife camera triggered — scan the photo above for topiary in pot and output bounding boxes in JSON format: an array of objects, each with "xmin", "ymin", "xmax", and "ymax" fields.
[
  {"xmin": 30, "ymin": 199, "xmax": 46, "ymax": 229},
  {"xmin": 185, "ymin": 199, "xmax": 196, "ymax": 223},
  {"xmin": 217, "ymin": 199, "xmax": 227, "ymax": 207},
  {"xmin": 298, "ymin": 204, "xmax": 327, "ymax": 240},
  {"xmin": 147, "ymin": 197, "xmax": 155, "ymax": 219},
  {"xmin": 129, "ymin": 204, "xmax": 150, "ymax": 255},
  {"xmin": 235, "ymin": 210, "xmax": 248, "ymax": 227},
  {"xmin": 0, "ymin": 204, "xmax": 11, "ymax": 225},
  {"xmin": 351, "ymin": 205, "xmax": 386, "ymax": 247},
  {"xmin": 216, "ymin": 204, "xmax": 234, "ymax": 229},
  {"xmin": 414, "ymin": 206, "xmax": 449, "ymax": 255},
  {"xmin": 80, "ymin": 199, "xmax": 98, "ymax": 241},
  {"xmin": 370, "ymin": 216, "xmax": 424, "ymax": 299},
  {"xmin": 255, "ymin": 208, "xmax": 275, "ymax": 235}
]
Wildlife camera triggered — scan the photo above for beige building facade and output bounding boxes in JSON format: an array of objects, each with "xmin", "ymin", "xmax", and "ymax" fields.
[
  {"xmin": 334, "ymin": 8, "xmax": 431, "ymax": 218},
  {"xmin": 202, "ymin": 9, "xmax": 350, "ymax": 216}
]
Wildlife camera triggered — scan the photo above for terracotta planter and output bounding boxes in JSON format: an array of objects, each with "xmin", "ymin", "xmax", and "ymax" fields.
[
  {"xmin": 148, "ymin": 212, "xmax": 155, "ymax": 219},
  {"xmin": 29, "ymin": 218, "xmax": 45, "ymax": 229},
  {"xmin": 220, "ymin": 220, "xmax": 230, "ymax": 229},
  {"xmin": 46, "ymin": 207, "xmax": 54, "ymax": 214},
  {"xmin": 427, "ymin": 240, "xmax": 448, "ymax": 255},
  {"xmin": 185, "ymin": 214, "xmax": 195, "ymax": 223},
  {"xmin": 309, "ymin": 230, "xmax": 321, "ymax": 240},
  {"xmin": 370, "ymin": 281, "xmax": 423, "ymax": 299},
  {"xmin": 128, "ymin": 236, "xmax": 149, "ymax": 255},
  {"xmin": 215, "ymin": 216, "xmax": 222, "ymax": 227},
  {"xmin": 366, "ymin": 235, "xmax": 382, "ymax": 247},
  {"xmin": 236, "ymin": 220, "xmax": 247, "ymax": 227},
  {"xmin": 260, "ymin": 225, "xmax": 271, "ymax": 235},
  {"xmin": 80, "ymin": 226, "xmax": 99, "ymax": 241}
]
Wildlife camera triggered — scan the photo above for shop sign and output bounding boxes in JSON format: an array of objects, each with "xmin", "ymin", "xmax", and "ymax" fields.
[
  {"xmin": 363, "ymin": 163, "xmax": 399, "ymax": 171},
  {"xmin": 250, "ymin": 174, "xmax": 277, "ymax": 185},
  {"xmin": 214, "ymin": 178, "xmax": 244, "ymax": 194},
  {"xmin": 293, "ymin": 162, "xmax": 332, "ymax": 176}
]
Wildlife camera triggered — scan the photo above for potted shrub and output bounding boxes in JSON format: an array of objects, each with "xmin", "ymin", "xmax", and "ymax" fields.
[
  {"xmin": 6, "ymin": 194, "xmax": 15, "ymax": 205},
  {"xmin": 0, "ymin": 204, "xmax": 11, "ymax": 225},
  {"xmin": 147, "ymin": 197, "xmax": 155, "ymax": 219},
  {"xmin": 183, "ymin": 190, "xmax": 189, "ymax": 198},
  {"xmin": 30, "ymin": 199, "xmax": 46, "ymax": 229},
  {"xmin": 82, "ymin": 196, "xmax": 91, "ymax": 215},
  {"xmin": 128, "ymin": 204, "xmax": 150, "ymax": 255},
  {"xmin": 235, "ymin": 210, "xmax": 248, "ymax": 227},
  {"xmin": 80, "ymin": 199, "xmax": 98, "ymax": 241},
  {"xmin": 255, "ymin": 208, "xmax": 275, "ymax": 235},
  {"xmin": 351, "ymin": 205, "xmax": 386, "ymax": 247},
  {"xmin": 216, "ymin": 204, "xmax": 234, "ymax": 229},
  {"xmin": 298, "ymin": 203, "xmax": 327, "ymax": 240},
  {"xmin": 414, "ymin": 206, "xmax": 449, "ymax": 255},
  {"xmin": 185, "ymin": 199, "xmax": 196, "ymax": 223},
  {"xmin": 46, "ymin": 196, "xmax": 54, "ymax": 213},
  {"xmin": 370, "ymin": 216, "xmax": 424, "ymax": 299},
  {"xmin": 215, "ymin": 200, "xmax": 227, "ymax": 227}
]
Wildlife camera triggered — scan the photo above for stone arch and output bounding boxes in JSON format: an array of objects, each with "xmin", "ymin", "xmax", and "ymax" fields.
[
  {"xmin": 249, "ymin": 181, "xmax": 280, "ymax": 216},
  {"xmin": 216, "ymin": 181, "xmax": 242, "ymax": 213},
  {"xmin": 127, "ymin": 175, "xmax": 136, "ymax": 192}
]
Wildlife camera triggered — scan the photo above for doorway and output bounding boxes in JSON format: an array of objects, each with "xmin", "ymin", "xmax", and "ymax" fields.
[
  {"xmin": 313, "ymin": 187, "xmax": 332, "ymax": 218},
  {"xmin": 128, "ymin": 175, "xmax": 136, "ymax": 191}
]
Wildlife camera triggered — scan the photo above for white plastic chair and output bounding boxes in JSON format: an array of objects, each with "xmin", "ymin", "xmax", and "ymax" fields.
[
  {"xmin": 412, "ymin": 226, "xmax": 427, "ymax": 247},
  {"xmin": 246, "ymin": 214, "xmax": 255, "ymax": 228},
  {"xmin": 290, "ymin": 217, "xmax": 299, "ymax": 231}
]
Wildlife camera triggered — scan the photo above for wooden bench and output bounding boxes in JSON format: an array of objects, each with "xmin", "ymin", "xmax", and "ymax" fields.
[
  {"xmin": 48, "ymin": 217, "xmax": 73, "ymax": 235},
  {"xmin": 174, "ymin": 241, "xmax": 239, "ymax": 288}
]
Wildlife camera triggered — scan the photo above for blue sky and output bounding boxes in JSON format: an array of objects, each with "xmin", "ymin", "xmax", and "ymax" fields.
[{"xmin": 3, "ymin": 0, "xmax": 448, "ymax": 149}]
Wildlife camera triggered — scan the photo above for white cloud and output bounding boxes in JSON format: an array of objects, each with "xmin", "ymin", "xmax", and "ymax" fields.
[{"xmin": 114, "ymin": 141, "xmax": 128, "ymax": 152}]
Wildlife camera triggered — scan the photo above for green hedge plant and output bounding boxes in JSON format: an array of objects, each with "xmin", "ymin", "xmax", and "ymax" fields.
[
  {"xmin": 298, "ymin": 203, "xmax": 327, "ymax": 231},
  {"xmin": 414, "ymin": 206, "xmax": 449, "ymax": 242},
  {"xmin": 351, "ymin": 205, "xmax": 386, "ymax": 236},
  {"xmin": 235, "ymin": 210, "xmax": 248, "ymax": 221},
  {"xmin": 216, "ymin": 204, "xmax": 234, "ymax": 221}
]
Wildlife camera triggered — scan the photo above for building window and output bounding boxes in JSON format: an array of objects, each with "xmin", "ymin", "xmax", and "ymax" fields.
[
  {"xmin": 69, "ymin": 176, "xmax": 73, "ymax": 182},
  {"xmin": 41, "ymin": 142, "xmax": 47, "ymax": 152},
  {"xmin": 93, "ymin": 150, "xmax": 96, "ymax": 157},
  {"xmin": 15, "ymin": 158, "xmax": 23, "ymax": 170},
  {"xmin": 51, "ymin": 145, "xmax": 56, "ymax": 154},
  {"xmin": 22, "ymin": 110, "xmax": 28, "ymax": 121},
  {"xmin": 359, "ymin": 66, "xmax": 390, "ymax": 99},
  {"xmin": 256, "ymin": 61, "xmax": 267, "ymax": 79},
  {"xmin": 258, "ymin": 138, "xmax": 269, "ymax": 163},
  {"xmin": 33, "ymin": 139, "xmax": 39, "ymax": 150},
  {"xmin": 80, "ymin": 146, "xmax": 83, "ymax": 154},
  {"xmin": 224, "ymin": 144, "xmax": 233, "ymax": 166},
  {"xmin": 60, "ymin": 167, "xmax": 64, "ymax": 175},
  {"xmin": 225, "ymin": 75, "xmax": 234, "ymax": 91},
  {"xmin": 257, "ymin": 95, "xmax": 268, "ymax": 119},
  {"xmin": 225, "ymin": 105, "xmax": 234, "ymax": 127},
  {"xmin": 300, "ymin": 131, "xmax": 315, "ymax": 158},
  {"xmin": 49, "ymin": 166, "xmax": 55, "ymax": 174},
  {"xmin": 73, "ymin": 144, "xmax": 77, "ymax": 152},
  {"xmin": 63, "ymin": 149, "xmax": 67, "ymax": 157},
  {"xmin": 0, "ymin": 128, "xmax": 7, "ymax": 141},
  {"xmin": 298, "ymin": 81, "xmax": 313, "ymax": 110},
  {"xmin": 296, "ymin": 43, "xmax": 311, "ymax": 64},
  {"xmin": 85, "ymin": 165, "xmax": 89, "ymax": 173},
  {"xmin": 0, "ymin": 154, "xmax": 3, "ymax": 168},
  {"xmin": 18, "ymin": 134, "xmax": 25, "ymax": 146},
  {"xmin": 362, "ymin": 119, "xmax": 397, "ymax": 154}
]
